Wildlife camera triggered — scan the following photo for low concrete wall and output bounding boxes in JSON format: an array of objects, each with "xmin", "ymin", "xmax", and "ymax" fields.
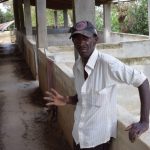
[
  {"xmin": 110, "ymin": 32, "xmax": 149, "ymax": 43},
  {"xmin": 46, "ymin": 41, "xmax": 150, "ymax": 65},
  {"xmin": 47, "ymin": 33, "xmax": 72, "ymax": 46},
  {"xmin": 31, "ymin": 33, "xmax": 72, "ymax": 47},
  {"xmin": 16, "ymin": 32, "xmax": 37, "ymax": 79},
  {"xmin": 96, "ymin": 39, "xmax": 150, "ymax": 65},
  {"xmin": 23, "ymin": 37, "xmax": 37, "ymax": 79},
  {"xmin": 97, "ymin": 31, "xmax": 149, "ymax": 43},
  {"xmin": 37, "ymin": 50, "xmax": 75, "ymax": 148},
  {"xmin": 38, "ymin": 49, "xmax": 49, "ymax": 93},
  {"xmin": 16, "ymin": 31, "xmax": 25, "ymax": 53},
  {"xmin": 33, "ymin": 31, "xmax": 149, "ymax": 48},
  {"xmin": 52, "ymin": 62, "xmax": 75, "ymax": 148},
  {"xmin": 112, "ymin": 105, "xmax": 150, "ymax": 150}
]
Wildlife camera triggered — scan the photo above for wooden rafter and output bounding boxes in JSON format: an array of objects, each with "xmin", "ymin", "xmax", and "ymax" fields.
[{"xmin": 27, "ymin": 0, "xmax": 134, "ymax": 10}]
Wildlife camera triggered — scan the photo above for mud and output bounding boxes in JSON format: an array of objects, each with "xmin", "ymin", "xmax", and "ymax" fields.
[{"xmin": 0, "ymin": 45, "xmax": 71, "ymax": 150}]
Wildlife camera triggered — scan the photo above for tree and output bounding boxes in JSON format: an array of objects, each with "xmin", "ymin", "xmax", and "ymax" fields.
[
  {"xmin": 0, "ymin": 0, "xmax": 14, "ymax": 23},
  {"xmin": 95, "ymin": 6, "xmax": 103, "ymax": 31},
  {"xmin": 126, "ymin": 0, "xmax": 148, "ymax": 35},
  {"xmin": 111, "ymin": 5, "xmax": 120, "ymax": 32}
]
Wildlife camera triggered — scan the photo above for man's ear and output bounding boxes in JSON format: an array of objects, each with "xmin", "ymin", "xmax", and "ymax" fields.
[{"xmin": 94, "ymin": 36, "xmax": 98, "ymax": 43}]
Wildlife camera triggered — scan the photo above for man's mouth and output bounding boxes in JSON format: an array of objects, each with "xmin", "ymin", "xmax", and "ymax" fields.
[{"xmin": 79, "ymin": 47, "xmax": 87, "ymax": 51}]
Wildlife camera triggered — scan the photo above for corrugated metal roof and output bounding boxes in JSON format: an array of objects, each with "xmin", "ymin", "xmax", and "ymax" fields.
[
  {"xmin": 0, "ymin": 20, "xmax": 14, "ymax": 31},
  {"xmin": 0, "ymin": 0, "xmax": 8, "ymax": 3}
]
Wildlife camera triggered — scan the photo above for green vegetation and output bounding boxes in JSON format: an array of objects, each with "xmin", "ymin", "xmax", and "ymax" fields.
[
  {"xmin": 31, "ymin": 8, "xmax": 68, "ymax": 27},
  {"xmin": 0, "ymin": 6, "xmax": 13, "ymax": 23},
  {"xmin": 95, "ymin": 0, "xmax": 148, "ymax": 35},
  {"xmin": 0, "ymin": 0, "xmax": 148, "ymax": 35},
  {"xmin": 0, "ymin": 0, "xmax": 13, "ymax": 23},
  {"xmin": 95, "ymin": 7, "xmax": 103, "ymax": 31},
  {"xmin": 111, "ymin": 5, "xmax": 120, "ymax": 32},
  {"xmin": 126, "ymin": 0, "xmax": 148, "ymax": 35}
]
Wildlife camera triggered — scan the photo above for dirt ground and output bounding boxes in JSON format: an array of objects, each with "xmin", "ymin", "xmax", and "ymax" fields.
[
  {"xmin": 0, "ymin": 31, "xmax": 13, "ymax": 44},
  {"xmin": 0, "ymin": 44, "xmax": 71, "ymax": 150}
]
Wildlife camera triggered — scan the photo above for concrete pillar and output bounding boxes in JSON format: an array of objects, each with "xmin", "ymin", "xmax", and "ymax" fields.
[
  {"xmin": 13, "ymin": 0, "xmax": 20, "ymax": 30},
  {"xmin": 18, "ymin": 0, "xmax": 25, "ymax": 33},
  {"xmin": 148, "ymin": 0, "xmax": 150, "ymax": 37},
  {"xmin": 35, "ymin": 0, "xmax": 48, "ymax": 48},
  {"xmin": 24, "ymin": 0, "xmax": 32, "ymax": 37},
  {"xmin": 72, "ymin": 0, "xmax": 95, "ymax": 60},
  {"xmin": 103, "ymin": 3, "xmax": 111, "ymax": 43},
  {"xmin": 72, "ymin": 0, "xmax": 95, "ymax": 25},
  {"xmin": 63, "ymin": 9, "xmax": 68, "ymax": 28},
  {"xmin": 54, "ymin": 10, "xmax": 58, "ymax": 28}
]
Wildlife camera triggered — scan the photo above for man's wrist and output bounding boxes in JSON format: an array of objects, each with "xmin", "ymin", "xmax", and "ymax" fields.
[
  {"xmin": 140, "ymin": 119, "xmax": 149, "ymax": 124},
  {"xmin": 65, "ymin": 96, "xmax": 70, "ymax": 104}
]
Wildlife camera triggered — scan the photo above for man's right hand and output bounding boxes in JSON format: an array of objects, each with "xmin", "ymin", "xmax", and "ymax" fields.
[{"xmin": 44, "ymin": 88, "xmax": 67, "ymax": 106}]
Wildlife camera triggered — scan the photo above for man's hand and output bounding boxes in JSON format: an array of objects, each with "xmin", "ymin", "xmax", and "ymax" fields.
[
  {"xmin": 125, "ymin": 122, "xmax": 149, "ymax": 143},
  {"xmin": 43, "ymin": 88, "xmax": 67, "ymax": 106}
]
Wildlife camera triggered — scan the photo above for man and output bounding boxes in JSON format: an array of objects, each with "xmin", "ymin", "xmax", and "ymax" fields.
[{"xmin": 44, "ymin": 21, "xmax": 150, "ymax": 150}]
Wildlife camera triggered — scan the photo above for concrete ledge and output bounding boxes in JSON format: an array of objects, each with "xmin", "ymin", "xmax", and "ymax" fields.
[
  {"xmin": 38, "ymin": 49, "xmax": 48, "ymax": 93},
  {"xmin": 23, "ymin": 37, "xmax": 37, "ymax": 79},
  {"xmin": 115, "ymin": 105, "xmax": 150, "ymax": 150},
  {"xmin": 97, "ymin": 40, "xmax": 150, "ymax": 59},
  {"xmin": 111, "ymin": 32, "xmax": 149, "ymax": 43},
  {"xmin": 53, "ymin": 63, "xmax": 75, "ymax": 148}
]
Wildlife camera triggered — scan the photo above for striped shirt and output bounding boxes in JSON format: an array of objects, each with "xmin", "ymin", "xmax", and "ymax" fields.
[{"xmin": 72, "ymin": 49, "xmax": 146, "ymax": 148}]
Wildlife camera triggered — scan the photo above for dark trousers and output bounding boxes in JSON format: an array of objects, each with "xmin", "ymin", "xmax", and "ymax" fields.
[{"xmin": 73, "ymin": 140, "xmax": 111, "ymax": 150}]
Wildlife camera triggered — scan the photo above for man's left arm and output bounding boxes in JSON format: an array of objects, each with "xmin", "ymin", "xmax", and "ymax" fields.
[{"xmin": 126, "ymin": 79, "xmax": 150, "ymax": 142}]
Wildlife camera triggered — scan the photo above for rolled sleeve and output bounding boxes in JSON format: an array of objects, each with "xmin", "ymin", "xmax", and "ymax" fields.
[
  {"xmin": 131, "ymin": 70, "xmax": 146, "ymax": 87},
  {"xmin": 108, "ymin": 57, "xmax": 147, "ymax": 87}
]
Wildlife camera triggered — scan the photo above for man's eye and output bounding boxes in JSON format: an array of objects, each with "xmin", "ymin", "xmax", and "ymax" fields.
[
  {"xmin": 82, "ymin": 37, "xmax": 88, "ymax": 41},
  {"xmin": 73, "ymin": 39, "xmax": 77, "ymax": 42},
  {"xmin": 84, "ymin": 38, "xmax": 87, "ymax": 41}
]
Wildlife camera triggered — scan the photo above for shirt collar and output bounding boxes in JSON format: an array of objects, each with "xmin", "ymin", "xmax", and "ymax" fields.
[
  {"xmin": 76, "ymin": 48, "xmax": 99, "ymax": 75},
  {"xmin": 75, "ymin": 56, "xmax": 84, "ymax": 76},
  {"xmin": 86, "ymin": 48, "xmax": 99, "ymax": 70}
]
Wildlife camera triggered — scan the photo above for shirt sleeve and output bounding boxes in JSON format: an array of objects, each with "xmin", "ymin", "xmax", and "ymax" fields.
[{"xmin": 107, "ymin": 55, "xmax": 147, "ymax": 87}]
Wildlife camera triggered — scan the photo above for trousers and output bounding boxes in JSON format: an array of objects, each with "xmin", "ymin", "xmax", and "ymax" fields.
[{"xmin": 73, "ymin": 140, "xmax": 111, "ymax": 150}]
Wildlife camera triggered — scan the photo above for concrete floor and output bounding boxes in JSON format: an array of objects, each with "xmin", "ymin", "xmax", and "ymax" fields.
[{"xmin": 0, "ymin": 44, "xmax": 70, "ymax": 150}]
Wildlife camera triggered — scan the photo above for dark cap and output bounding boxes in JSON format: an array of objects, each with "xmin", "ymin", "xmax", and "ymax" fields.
[{"xmin": 69, "ymin": 21, "xmax": 97, "ymax": 39}]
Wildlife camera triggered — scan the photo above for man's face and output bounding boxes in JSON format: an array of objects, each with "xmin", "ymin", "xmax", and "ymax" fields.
[{"xmin": 72, "ymin": 34, "xmax": 97, "ymax": 59}]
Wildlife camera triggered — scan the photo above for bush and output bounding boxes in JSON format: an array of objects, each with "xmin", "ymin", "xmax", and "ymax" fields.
[{"xmin": 127, "ymin": 0, "xmax": 148, "ymax": 35}]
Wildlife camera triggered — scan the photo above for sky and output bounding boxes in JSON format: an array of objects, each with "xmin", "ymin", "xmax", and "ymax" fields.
[{"xmin": 0, "ymin": 3, "xmax": 7, "ymax": 13}]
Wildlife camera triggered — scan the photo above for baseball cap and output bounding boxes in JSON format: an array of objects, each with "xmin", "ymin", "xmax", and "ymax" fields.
[{"xmin": 69, "ymin": 21, "xmax": 98, "ymax": 39}]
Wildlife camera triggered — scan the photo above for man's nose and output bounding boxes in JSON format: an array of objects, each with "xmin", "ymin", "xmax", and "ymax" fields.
[{"xmin": 79, "ymin": 40, "xmax": 85, "ymax": 45}]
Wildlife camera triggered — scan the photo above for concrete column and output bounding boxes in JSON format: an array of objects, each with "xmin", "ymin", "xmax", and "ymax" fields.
[
  {"xmin": 35, "ymin": 0, "xmax": 48, "ymax": 48},
  {"xmin": 103, "ymin": 3, "xmax": 111, "ymax": 43},
  {"xmin": 72, "ymin": 0, "xmax": 95, "ymax": 60},
  {"xmin": 24, "ymin": 0, "xmax": 32, "ymax": 37},
  {"xmin": 72, "ymin": 0, "xmax": 95, "ymax": 25},
  {"xmin": 18, "ymin": 0, "xmax": 25, "ymax": 33},
  {"xmin": 63, "ymin": 9, "xmax": 68, "ymax": 28},
  {"xmin": 54, "ymin": 10, "xmax": 58, "ymax": 28},
  {"xmin": 13, "ymin": 0, "xmax": 20, "ymax": 30},
  {"xmin": 148, "ymin": 0, "xmax": 150, "ymax": 37}
]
